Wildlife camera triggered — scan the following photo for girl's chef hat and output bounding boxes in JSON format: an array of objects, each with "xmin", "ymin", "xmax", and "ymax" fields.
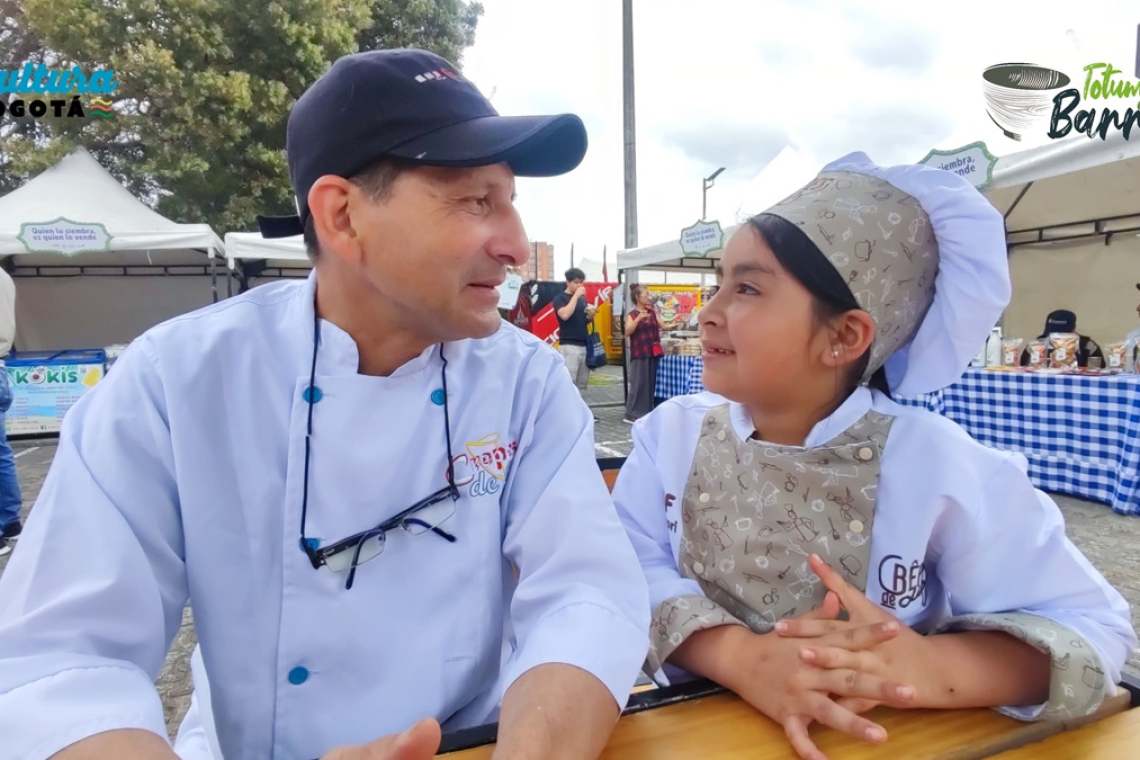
[{"xmin": 758, "ymin": 151, "xmax": 1010, "ymax": 396}]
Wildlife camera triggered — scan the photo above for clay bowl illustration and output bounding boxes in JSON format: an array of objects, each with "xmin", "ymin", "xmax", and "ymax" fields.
[{"xmin": 982, "ymin": 63, "xmax": 1071, "ymax": 141}]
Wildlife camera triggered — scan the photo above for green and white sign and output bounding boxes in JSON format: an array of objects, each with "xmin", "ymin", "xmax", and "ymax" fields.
[
  {"xmin": 680, "ymin": 219, "xmax": 724, "ymax": 257},
  {"xmin": 5, "ymin": 362, "xmax": 104, "ymax": 435},
  {"xmin": 17, "ymin": 217, "xmax": 112, "ymax": 255},
  {"xmin": 919, "ymin": 142, "xmax": 998, "ymax": 191}
]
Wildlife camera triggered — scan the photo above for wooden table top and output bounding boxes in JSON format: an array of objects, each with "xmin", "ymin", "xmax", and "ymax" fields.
[
  {"xmin": 992, "ymin": 704, "xmax": 1140, "ymax": 758},
  {"xmin": 445, "ymin": 689, "xmax": 1131, "ymax": 759}
]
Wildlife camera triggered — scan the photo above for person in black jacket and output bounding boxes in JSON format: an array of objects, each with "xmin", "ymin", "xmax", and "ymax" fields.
[{"xmin": 1020, "ymin": 309, "xmax": 1105, "ymax": 367}]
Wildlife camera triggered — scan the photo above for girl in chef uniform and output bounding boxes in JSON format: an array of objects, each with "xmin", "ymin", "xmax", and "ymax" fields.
[{"xmin": 611, "ymin": 153, "xmax": 1136, "ymax": 759}]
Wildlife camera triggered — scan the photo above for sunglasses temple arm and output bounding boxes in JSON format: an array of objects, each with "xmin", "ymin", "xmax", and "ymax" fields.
[
  {"xmin": 345, "ymin": 540, "xmax": 367, "ymax": 591},
  {"xmin": 431, "ymin": 526, "xmax": 457, "ymax": 542}
]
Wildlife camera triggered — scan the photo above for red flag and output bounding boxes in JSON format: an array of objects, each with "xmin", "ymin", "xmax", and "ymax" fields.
[{"xmin": 602, "ymin": 245, "xmax": 609, "ymax": 282}]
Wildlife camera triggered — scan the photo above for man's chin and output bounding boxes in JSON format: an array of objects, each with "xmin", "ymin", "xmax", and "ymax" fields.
[{"xmin": 438, "ymin": 310, "xmax": 503, "ymax": 343}]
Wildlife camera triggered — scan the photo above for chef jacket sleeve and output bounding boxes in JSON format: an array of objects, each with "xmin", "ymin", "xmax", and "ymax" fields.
[
  {"xmin": 497, "ymin": 361, "xmax": 650, "ymax": 708},
  {"xmin": 0, "ymin": 337, "xmax": 187, "ymax": 758},
  {"xmin": 610, "ymin": 411, "xmax": 745, "ymax": 680},
  {"xmin": 932, "ymin": 453, "xmax": 1137, "ymax": 721}
]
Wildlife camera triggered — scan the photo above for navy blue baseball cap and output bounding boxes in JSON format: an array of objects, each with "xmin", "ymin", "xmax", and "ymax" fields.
[{"xmin": 259, "ymin": 48, "xmax": 587, "ymax": 238}]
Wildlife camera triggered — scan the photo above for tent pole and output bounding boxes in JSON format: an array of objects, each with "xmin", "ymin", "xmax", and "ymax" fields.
[{"xmin": 209, "ymin": 250, "xmax": 219, "ymax": 303}]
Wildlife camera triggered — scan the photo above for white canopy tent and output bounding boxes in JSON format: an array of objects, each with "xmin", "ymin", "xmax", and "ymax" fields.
[
  {"xmin": 0, "ymin": 148, "xmax": 229, "ymax": 351},
  {"xmin": 983, "ymin": 130, "xmax": 1140, "ymax": 349},
  {"xmin": 223, "ymin": 232, "xmax": 311, "ymax": 290}
]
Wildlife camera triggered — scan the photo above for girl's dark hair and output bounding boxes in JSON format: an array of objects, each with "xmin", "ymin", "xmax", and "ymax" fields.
[
  {"xmin": 629, "ymin": 283, "xmax": 646, "ymax": 300},
  {"xmin": 746, "ymin": 214, "xmax": 891, "ymax": 399}
]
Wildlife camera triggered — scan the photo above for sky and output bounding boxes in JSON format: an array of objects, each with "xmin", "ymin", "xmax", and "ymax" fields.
[{"xmin": 458, "ymin": 0, "xmax": 1139, "ymax": 277}]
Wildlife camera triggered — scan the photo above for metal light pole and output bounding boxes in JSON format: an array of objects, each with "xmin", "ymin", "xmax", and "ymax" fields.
[
  {"xmin": 622, "ymin": 0, "xmax": 637, "ymax": 249},
  {"xmin": 702, "ymin": 167, "xmax": 725, "ymax": 220}
]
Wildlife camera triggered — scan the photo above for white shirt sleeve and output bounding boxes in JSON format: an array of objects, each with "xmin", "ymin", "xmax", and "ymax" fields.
[
  {"xmin": 497, "ymin": 363, "xmax": 650, "ymax": 707},
  {"xmin": 0, "ymin": 339, "xmax": 187, "ymax": 759},
  {"xmin": 931, "ymin": 453, "xmax": 1138, "ymax": 717},
  {"xmin": 609, "ymin": 414, "xmax": 703, "ymax": 621}
]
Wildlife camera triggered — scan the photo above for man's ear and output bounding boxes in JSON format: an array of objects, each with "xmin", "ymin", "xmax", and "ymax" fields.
[
  {"xmin": 822, "ymin": 310, "xmax": 876, "ymax": 370},
  {"xmin": 307, "ymin": 176, "xmax": 364, "ymax": 264}
]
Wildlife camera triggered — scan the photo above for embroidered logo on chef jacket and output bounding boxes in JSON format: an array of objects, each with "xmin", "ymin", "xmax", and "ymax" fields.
[
  {"xmin": 450, "ymin": 433, "xmax": 519, "ymax": 498},
  {"xmin": 877, "ymin": 553, "xmax": 928, "ymax": 610}
]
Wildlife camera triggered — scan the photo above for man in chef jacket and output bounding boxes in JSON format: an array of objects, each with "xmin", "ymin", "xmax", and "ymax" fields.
[{"xmin": 0, "ymin": 49, "xmax": 650, "ymax": 760}]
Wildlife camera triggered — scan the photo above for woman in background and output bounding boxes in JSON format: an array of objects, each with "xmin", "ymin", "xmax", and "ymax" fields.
[{"xmin": 624, "ymin": 283, "xmax": 662, "ymax": 423}]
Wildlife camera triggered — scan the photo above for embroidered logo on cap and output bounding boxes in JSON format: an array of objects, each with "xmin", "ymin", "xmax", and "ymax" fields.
[{"xmin": 415, "ymin": 68, "xmax": 461, "ymax": 83}]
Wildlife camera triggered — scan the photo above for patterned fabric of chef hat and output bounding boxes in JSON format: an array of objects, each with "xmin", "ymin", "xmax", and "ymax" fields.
[{"xmin": 757, "ymin": 152, "xmax": 1011, "ymax": 397}]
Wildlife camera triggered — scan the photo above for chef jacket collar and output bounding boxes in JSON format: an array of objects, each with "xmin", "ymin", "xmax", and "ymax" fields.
[
  {"xmin": 728, "ymin": 385, "xmax": 874, "ymax": 448},
  {"xmin": 292, "ymin": 270, "xmax": 440, "ymax": 378}
]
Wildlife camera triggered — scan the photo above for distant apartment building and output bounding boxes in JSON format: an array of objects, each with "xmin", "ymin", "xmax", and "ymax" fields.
[{"xmin": 526, "ymin": 241, "xmax": 555, "ymax": 281}]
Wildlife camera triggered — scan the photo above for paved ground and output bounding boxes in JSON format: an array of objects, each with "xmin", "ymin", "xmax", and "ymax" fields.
[{"xmin": 1, "ymin": 363, "xmax": 1138, "ymax": 739}]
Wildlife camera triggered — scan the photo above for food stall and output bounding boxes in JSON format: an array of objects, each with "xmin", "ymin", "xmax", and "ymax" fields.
[
  {"xmin": 617, "ymin": 223, "xmax": 734, "ymax": 399},
  {"xmin": 0, "ymin": 149, "xmax": 228, "ymax": 436}
]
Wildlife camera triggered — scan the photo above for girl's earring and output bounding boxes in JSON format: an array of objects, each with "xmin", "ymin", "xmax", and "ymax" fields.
[{"xmin": 832, "ymin": 349, "xmax": 840, "ymax": 358}]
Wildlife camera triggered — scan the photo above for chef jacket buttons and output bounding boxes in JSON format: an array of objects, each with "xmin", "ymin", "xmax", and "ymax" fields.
[
  {"xmin": 288, "ymin": 666, "xmax": 309, "ymax": 685},
  {"xmin": 856, "ymin": 446, "xmax": 874, "ymax": 462},
  {"xmin": 692, "ymin": 562, "xmax": 705, "ymax": 575},
  {"xmin": 430, "ymin": 389, "xmax": 446, "ymax": 406},
  {"xmin": 302, "ymin": 386, "xmax": 322, "ymax": 404},
  {"xmin": 699, "ymin": 492, "xmax": 711, "ymax": 504},
  {"xmin": 716, "ymin": 430, "xmax": 727, "ymax": 442},
  {"xmin": 850, "ymin": 520, "xmax": 865, "ymax": 534}
]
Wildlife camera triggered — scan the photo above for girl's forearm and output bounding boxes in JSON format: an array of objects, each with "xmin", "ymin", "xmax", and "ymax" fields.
[{"xmin": 921, "ymin": 631, "xmax": 1050, "ymax": 710}]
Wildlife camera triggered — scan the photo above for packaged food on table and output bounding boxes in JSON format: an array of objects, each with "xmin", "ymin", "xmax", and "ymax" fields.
[
  {"xmin": 1106, "ymin": 342, "xmax": 1129, "ymax": 371},
  {"xmin": 1001, "ymin": 338, "xmax": 1023, "ymax": 367},
  {"xmin": 1049, "ymin": 333, "xmax": 1079, "ymax": 369},
  {"xmin": 1026, "ymin": 339, "xmax": 1048, "ymax": 369}
]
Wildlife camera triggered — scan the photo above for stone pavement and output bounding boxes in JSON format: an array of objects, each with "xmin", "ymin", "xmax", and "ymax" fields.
[{"xmin": 1, "ymin": 366, "xmax": 1138, "ymax": 739}]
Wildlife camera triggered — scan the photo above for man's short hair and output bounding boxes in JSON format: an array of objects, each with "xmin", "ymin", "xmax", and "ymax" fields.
[
  {"xmin": 302, "ymin": 157, "xmax": 416, "ymax": 257},
  {"xmin": 565, "ymin": 267, "xmax": 586, "ymax": 282}
]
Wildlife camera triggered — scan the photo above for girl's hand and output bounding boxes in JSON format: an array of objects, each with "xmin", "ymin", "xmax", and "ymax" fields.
[
  {"xmin": 777, "ymin": 555, "xmax": 934, "ymax": 708},
  {"xmin": 723, "ymin": 592, "xmax": 918, "ymax": 760}
]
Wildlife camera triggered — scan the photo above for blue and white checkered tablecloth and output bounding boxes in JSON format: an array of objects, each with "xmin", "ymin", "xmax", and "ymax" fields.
[
  {"xmin": 934, "ymin": 369, "xmax": 1140, "ymax": 515},
  {"xmin": 656, "ymin": 355, "xmax": 705, "ymax": 398}
]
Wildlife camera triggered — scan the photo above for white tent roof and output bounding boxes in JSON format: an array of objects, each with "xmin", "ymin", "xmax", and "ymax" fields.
[
  {"xmin": 734, "ymin": 144, "xmax": 822, "ymax": 219},
  {"xmin": 984, "ymin": 130, "xmax": 1140, "ymax": 244},
  {"xmin": 223, "ymin": 232, "xmax": 311, "ymax": 285},
  {"xmin": 224, "ymin": 231, "xmax": 310, "ymax": 266},
  {"xmin": 617, "ymin": 225, "xmax": 741, "ymax": 272},
  {"xmin": 0, "ymin": 148, "xmax": 222, "ymax": 267}
]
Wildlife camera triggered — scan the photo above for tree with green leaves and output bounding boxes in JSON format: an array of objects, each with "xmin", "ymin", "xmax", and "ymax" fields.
[{"xmin": 1, "ymin": 0, "xmax": 483, "ymax": 232}]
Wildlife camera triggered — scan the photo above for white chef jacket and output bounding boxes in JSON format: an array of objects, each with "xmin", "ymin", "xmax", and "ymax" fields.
[
  {"xmin": 0, "ymin": 274, "xmax": 650, "ymax": 760},
  {"xmin": 612, "ymin": 387, "xmax": 1137, "ymax": 718}
]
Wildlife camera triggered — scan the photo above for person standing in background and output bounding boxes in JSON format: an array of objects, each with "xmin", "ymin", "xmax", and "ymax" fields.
[
  {"xmin": 554, "ymin": 267, "xmax": 595, "ymax": 396},
  {"xmin": 0, "ymin": 265, "xmax": 22, "ymax": 558},
  {"xmin": 623, "ymin": 284, "xmax": 662, "ymax": 423},
  {"xmin": 1127, "ymin": 283, "xmax": 1140, "ymax": 365}
]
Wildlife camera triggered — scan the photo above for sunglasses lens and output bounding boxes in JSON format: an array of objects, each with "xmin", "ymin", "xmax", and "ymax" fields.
[{"xmin": 403, "ymin": 497, "xmax": 457, "ymax": 536}]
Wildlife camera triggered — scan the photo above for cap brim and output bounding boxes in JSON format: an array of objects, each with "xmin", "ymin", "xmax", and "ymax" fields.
[{"xmin": 386, "ymin": 114, "xmax": 587, "ymax": 176}]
